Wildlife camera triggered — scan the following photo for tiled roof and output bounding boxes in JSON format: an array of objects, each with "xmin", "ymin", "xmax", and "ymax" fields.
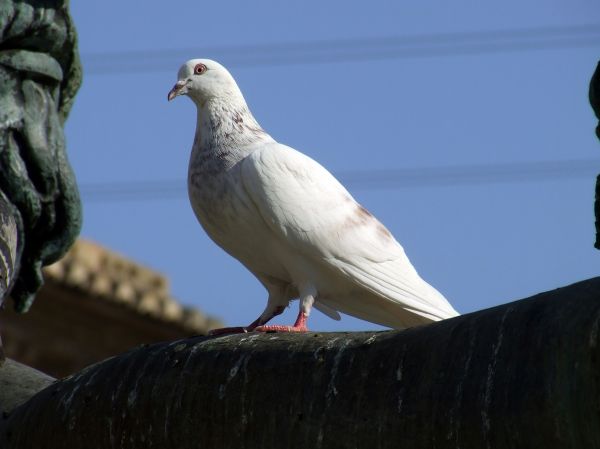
[{"xmin": 43, "ymin": 239, "xmax": 221, "ymax": 333}]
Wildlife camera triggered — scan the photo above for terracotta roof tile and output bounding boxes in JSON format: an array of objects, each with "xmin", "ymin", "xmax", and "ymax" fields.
[{"xmin": 43, "ymin": 239, "xmax": 220, "ymax": 333}]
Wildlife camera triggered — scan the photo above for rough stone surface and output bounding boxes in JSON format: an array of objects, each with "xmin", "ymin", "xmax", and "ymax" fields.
[
  {"xmin": 0, "ymin": 0, "xmax": 82, "ymax": 311},
  {"xmin": 1, "ymin": 278, "xmax": 599, "ymax": 448},
  {"xmin": 0, "ymin": 358, "xmax": 54, "ymax": 417}
]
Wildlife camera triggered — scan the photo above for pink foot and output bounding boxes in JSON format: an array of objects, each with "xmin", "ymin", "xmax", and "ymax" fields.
[{"xmin": 254, "ymin": 311, "xmax": 309, "ymax": 333}]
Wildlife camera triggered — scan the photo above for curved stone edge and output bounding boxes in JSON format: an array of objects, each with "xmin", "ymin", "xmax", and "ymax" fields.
[
  {"xmin": 1, "ymin": 277, "xmax": 599, "ymax": 448},
  {"xmin": 0, "ymin": 359, "xmax": 55, "ymax": 418}
]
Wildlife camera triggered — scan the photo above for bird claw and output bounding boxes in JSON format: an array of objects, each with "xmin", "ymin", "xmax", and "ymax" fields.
[
  {"xmin": 254, "ymin": 324, "xmax": 308, "ymax": 333},
  {"xmin": 210, "ymin": 311, "xmax": 309, "ymax": 334},
  {"xmin": 254, "ymin": 311, "xmax": 309, "ymax": 333}
]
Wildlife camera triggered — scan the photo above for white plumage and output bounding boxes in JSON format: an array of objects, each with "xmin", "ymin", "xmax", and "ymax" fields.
[{"xmin": 168, "ymin": 59, "xmax": 459, "ymax": 332}]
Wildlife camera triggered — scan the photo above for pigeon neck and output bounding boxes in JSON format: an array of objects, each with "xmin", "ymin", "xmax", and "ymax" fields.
[{"xmin": 194, "ymin": 97, "xmax": 271, "ymax": 157}]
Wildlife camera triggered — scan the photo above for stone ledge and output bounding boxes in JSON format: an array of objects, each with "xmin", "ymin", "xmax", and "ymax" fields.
[{"xmin": 3, "ymin": 277, "xmax": 599, "ymax": 448}]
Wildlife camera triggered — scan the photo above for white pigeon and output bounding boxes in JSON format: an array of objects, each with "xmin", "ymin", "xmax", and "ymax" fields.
[{"xmin": 168, "ymin": 59, "xmax": 459, "ymax": 333}]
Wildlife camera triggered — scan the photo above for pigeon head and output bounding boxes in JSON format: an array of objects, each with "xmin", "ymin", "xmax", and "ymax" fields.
[{"xmin": 167, "ymin": 59, "xmax": 241, "ymax": 105}]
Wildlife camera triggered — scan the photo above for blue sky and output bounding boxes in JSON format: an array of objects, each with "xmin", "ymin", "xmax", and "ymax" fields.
[{"xmin": 65, "ymin": 1, "xmax": 600, "ymax": 331}]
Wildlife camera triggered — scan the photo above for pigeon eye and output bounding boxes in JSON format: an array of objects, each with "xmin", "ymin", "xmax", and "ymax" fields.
[{"xmin": 194, "ymin": 63, "xmax": 207, "ymax": 75}]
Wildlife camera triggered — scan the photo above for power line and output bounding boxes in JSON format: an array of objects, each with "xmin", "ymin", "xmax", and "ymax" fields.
[
  {"xmin": 79, "ymin": 158, "xmax": 599, "ymax": 203},
  {"xmin": 82, "ymin": 23, "xmax": 600, "ymax": 75}
]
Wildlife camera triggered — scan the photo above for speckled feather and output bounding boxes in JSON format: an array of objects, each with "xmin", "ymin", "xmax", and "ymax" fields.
[{"xmin": 170, "ymin": 59, "xmax": 459, "ymax": 330}]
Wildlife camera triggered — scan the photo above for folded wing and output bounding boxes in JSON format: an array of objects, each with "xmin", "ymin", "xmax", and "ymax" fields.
[{"xmin": 240, "ymin": 143, "xmax": 458, "ymax": 326}]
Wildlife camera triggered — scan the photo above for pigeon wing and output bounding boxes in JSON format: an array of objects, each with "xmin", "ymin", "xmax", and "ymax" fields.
[{"xmin": 240, "ymin": 143, "xmax": 458, "ymax": 326}]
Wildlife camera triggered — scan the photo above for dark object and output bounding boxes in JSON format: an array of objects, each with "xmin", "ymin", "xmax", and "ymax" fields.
[
  {"xmin": 596, "ymin": 174, "xmax": 600, "ymax": 250},
  {"xmin": 0, "ymin": 359, "xmax": 54, "ymax": 417},
  {"xmin": 590, "ymin": 61, "xmax": 600, "ymax": 139},
  {"xmin": 589, "ymin": 61, "xmax": 600, "ymax": 249},
  {"xmin": 2, "ymin": 277, "xmax": 599, "ymax": 448},
  {"xmin": 0, "ymin": 193, "xmax": 20, "ymax": 310},
  {"xmin": 0, "ymin": 0, "xmax": 82, "ymax": 310}
]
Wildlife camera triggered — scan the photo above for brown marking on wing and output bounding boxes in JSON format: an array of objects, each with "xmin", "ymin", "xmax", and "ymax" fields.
[
  {"xmin": 342, "ymin": 204, "xmax": 393, "ymax": 241},
  {"xmin": 342, "ymin": 205, "xmax": 367, "ymax": 229},
  {"xmin": 375, "ymin": 222, "xmax": 393, "ymax": 239},
  {"xmin": 357, "ymin": 205, "xmax": 373, "ymax": 221}
]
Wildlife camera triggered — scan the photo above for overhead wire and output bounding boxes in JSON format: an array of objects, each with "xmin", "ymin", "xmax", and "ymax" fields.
[
  {"xmin": 82, "ymin": 23, "xmax": 600, "ymax": 75},
  {"xmin": 79, "ymin": 158, "xmax": 600, "ymax": 203},
  {"xmin": 76, "ymin": 24, "xmax": 600, "ymax": 202}
]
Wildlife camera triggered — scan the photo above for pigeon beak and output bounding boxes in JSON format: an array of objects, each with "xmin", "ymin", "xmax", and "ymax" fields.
[{"xmin": 168, "ymin": 80, "xmax": 188, "ymax": 101}]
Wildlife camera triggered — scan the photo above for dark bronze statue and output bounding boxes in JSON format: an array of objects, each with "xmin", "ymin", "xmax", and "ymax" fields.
[{"xmin": 0, "ymin": 0, "xmax": 82, "ymax": 312}]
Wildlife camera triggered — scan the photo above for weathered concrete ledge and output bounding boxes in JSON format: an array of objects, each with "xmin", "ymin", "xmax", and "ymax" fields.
[{"xmin": 1, "ymin": 278, "xmax": 600, "ymax": 448}]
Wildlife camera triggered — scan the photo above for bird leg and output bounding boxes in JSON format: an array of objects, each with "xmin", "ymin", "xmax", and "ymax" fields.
[
  {"xmin": 254, "ymin": 290, "xmax": 315, "ymax": 333},
  {"xmin": 208, "ymin": 305, "xmax": 285, "ymax": 336}
]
